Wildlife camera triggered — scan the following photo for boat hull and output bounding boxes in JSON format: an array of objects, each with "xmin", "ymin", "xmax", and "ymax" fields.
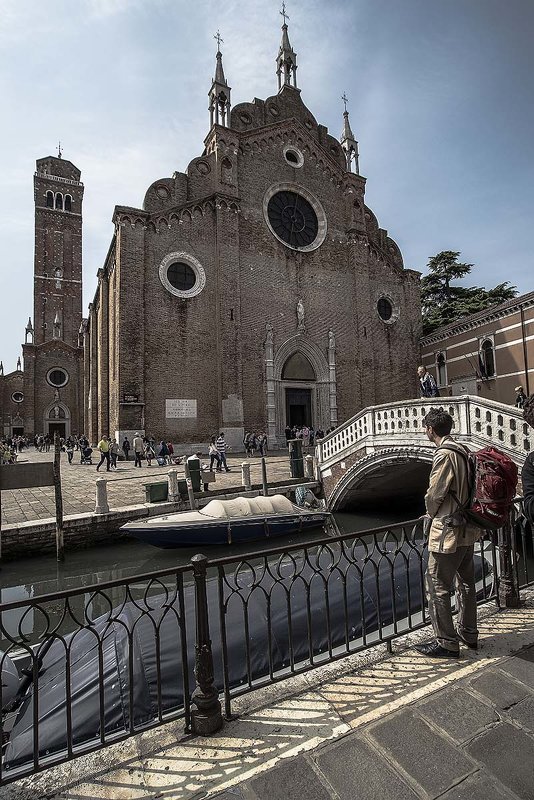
[{"xmin": 124, "ymin": 511, "xmax": 330, "ymax": 547}]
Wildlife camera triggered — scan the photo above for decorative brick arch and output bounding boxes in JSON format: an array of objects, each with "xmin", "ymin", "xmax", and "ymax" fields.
[{"xmin": 265, "ymin": 332, "xmax": 337, "ymax": 445}]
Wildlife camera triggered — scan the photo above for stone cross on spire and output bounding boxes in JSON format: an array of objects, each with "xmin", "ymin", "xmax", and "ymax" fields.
[
  {"xmin": 209, "ymin": 29, "xmax": 231, "ymax": 128},
  {"xmin": 276, "ymin": 1, "xmax": 298, "ymax": 91},
  {"xmin": 340, "ymin": 93, "xmax": 360, "ymax": 175}
]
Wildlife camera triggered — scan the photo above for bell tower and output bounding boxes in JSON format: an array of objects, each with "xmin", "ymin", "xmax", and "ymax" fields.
[{"xmin": 33, "ymin": 150, "xmax": 84, "ymax": 347}]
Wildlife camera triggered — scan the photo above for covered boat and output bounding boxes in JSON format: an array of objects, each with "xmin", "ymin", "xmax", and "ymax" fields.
[{"xmin": 121, "ymin": 494, "xmax": 330, "ymax": 547}]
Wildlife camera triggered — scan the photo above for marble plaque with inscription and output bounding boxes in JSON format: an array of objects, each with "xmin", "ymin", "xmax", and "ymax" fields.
[{"xmin": 165, "ymin": 399, "xmax": 197, "ymax": 419}]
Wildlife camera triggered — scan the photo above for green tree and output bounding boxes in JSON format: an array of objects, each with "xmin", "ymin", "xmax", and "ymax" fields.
[{"xmin": 421, "ymin": 251, "xmax": 517, "ymax": 335}]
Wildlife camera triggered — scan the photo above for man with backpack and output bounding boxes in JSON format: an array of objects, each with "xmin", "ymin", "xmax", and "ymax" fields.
[
  {"xmin": 414, "ymin": 409, "xmax": 483, "ymax": 658},
  {"xmin": 522, "ymin": 395, "xmax": 534, "ymax": 523}
]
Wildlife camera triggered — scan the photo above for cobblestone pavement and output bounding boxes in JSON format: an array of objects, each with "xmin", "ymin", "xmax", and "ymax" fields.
[
  {"xmin": 3, "ymin": 591, "xmax": 534, "ymax": 799},
  {"xmin": 0, "ymin": 448, "xmax": 295, "ymax": 526}
]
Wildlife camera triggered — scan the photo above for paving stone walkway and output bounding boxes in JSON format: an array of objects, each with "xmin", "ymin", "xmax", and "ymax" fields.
[
  {"xmin": 224, "ymin": 643, "xmax": 534, "ymax": 800},
  {"xmin": 3, "ymin": 591, "xmax": 534, "ymax": 799},
  {"xmin": 1, "ymin": 449, "xmax": 295, "ymax": 526}
]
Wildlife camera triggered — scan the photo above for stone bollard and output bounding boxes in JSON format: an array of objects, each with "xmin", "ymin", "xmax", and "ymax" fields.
[
  {"xmin": 241, "ymin": 461, "xmax": 251, "ymax": 490},
  {"xmin": 168, "ymin": 468, "xmax": 180, "ymax": 502},
  {"xmin": 304, "ymin": 454, "xmax": 315, "ymax": 480},
  {"xmin": 95, "ymin": 477, "xmax": 109, "ymax": 514}
]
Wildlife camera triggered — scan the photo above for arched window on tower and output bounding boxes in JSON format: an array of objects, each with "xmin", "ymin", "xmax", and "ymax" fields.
[
  {"xmin": 436, "ymin": 352, "xmax": 447, "ymax": 387},
  {"xmin": 64, "ymin": 194, "xmax": 72, "ymax": 212},
  {"xmin": 46, "ymin": 191, "xmax": 54, "ymax": 208},
  {"xmin": 480, "ymin": 339, "xmax": 496, "ymax": 378},
  {"xmin": 55, "ymin": 192, "xmax": 63, "ymax": 210}
]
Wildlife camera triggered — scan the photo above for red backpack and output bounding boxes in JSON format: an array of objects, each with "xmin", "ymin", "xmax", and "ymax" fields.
[{"xmin": 439, "ymin": 444, "xmax": 518, "ymax": 530}]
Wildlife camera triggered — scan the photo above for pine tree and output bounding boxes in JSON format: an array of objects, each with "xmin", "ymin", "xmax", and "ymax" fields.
[{"xmin": 421, "ymin": 251, "xmax": 517, "ymax": 335}]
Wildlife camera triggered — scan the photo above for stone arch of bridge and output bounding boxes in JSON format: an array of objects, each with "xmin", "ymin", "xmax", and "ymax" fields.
[{"xmin": 327, "ymin": 446, "xmax": 434, "ymax": 512}]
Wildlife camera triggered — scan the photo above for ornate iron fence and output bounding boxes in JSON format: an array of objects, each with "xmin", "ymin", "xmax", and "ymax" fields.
[{"xmin": 0, "ymin": 503, "xmax": 531, "ymax": 785}]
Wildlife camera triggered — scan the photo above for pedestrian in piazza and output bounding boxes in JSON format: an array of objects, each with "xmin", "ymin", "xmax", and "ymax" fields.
[
  {"xmin": 122, "ymin": 436, "xmax": 131, "ymax": 460},
  {"xmin": 257, "ymin": 431, "xmax": 268, "ymax": 457},
  {"xmin": 414, "ymin": 408, "xmax": 482, "ymax": 658},
  {"xmin": 65, "ymin": 438, "xmax": 74, "ymax": 464},
  {"xmin": 144, "ymin": 441, "xmax": 156, "ymax": 466},
  {"xmin": 132, "ymin": 433, "xmax": 144, "ymax": 467},
  {"xmin": 522, "ymin": 394, "xmax": 534, "ymax": 523},
  {"xmin": 417, "ymin": 365, "xmax": 440, "ymax": 398},
  {"xmin": 208, "ymin": 436, "xmax": 221, "ymax": 471},
  {"xmin": 215, "ymin": 432, "xmax": 230, "ymax": 472},
  {"xmin": 96, "ymin": 435, "xmax": 111, "ymax": 472},
  {"xmin": 109, "ymin": 438, "xmax": 120, "ymax": 470}
]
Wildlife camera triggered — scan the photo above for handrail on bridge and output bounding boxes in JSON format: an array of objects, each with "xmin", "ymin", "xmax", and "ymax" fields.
[{"xmin": 317, "ymin": 395, "xmax": 530, "ymax": 469}]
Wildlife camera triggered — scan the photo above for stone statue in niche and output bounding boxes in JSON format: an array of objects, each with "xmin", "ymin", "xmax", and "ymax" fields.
[
  {"xmin": 297, "ymin": 299, "xmax": 305, "ymax": 331},
  {"xmin": 328, "ymin": 329, "xmax": 335, "ymax": 350},
  {"xmin": 53, "ymin": 388, "xmax": 60, "ymax": 401},
  {"xmin": 265, "ymin": 323, "xmax": 273, "ymax": 346},
  {"xmin": 53, "ymin": 405, "xmax": 60, "ymax": 419}
]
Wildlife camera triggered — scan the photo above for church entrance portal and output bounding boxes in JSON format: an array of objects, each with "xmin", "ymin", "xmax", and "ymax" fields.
[
  {"xmin": 48, "ymin": 422, "xmax": 67, "ymax": 439},
  {"xmin": 285, "ymin": 388, "xmax": 312, "ymax": 428}
]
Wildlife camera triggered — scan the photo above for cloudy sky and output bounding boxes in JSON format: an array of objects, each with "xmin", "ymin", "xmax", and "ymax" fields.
[{"xmin": 1, "ymin": 0, "xmax": 533, "ymax": 370}]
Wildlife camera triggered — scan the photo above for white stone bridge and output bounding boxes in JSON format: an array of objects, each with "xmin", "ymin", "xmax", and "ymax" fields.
[{"xmin": 317, "ymin": 396, "xmax": 530, "ymax": 512}]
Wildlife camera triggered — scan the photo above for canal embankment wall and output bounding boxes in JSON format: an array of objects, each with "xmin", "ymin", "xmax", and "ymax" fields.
[{"xmin": 0, "ymin": 479, "xmax": 320, "ymax": 559}]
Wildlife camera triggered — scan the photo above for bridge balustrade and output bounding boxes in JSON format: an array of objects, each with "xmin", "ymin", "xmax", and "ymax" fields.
[{"xmin": 318, "ymin": 396, "xmax": 529, "ymax": 470}]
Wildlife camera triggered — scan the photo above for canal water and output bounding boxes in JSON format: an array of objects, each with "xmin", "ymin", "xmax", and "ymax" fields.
[{"xmin": 0, "ymin": 507, "xmax": 421, "ymax": 599}]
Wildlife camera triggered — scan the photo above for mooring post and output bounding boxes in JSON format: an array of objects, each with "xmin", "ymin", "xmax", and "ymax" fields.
[
  {"xmin": 167, "ymin": 468, "xmax": 180, "ymax": 502},
  {"xmin": 304, "ymin": 454, "xmax": 315, "ymax": 479},
  {"xmin": 190, "ymin": 553, "xmax": 223, "ymax": 735},
  {"xmin": 53, "ymin": 433, "xmax": 64, "ymax": 562},
  {"xmin": 498, "ymin": 514, "xmax": 520, "ymax": 608},
  {"xmin": 261, "ymin": 457, "xmax": 268, "ymax": 496},
  {"xmin": 95, "ymin": 477, "xmax": 110, "ymax": 514},
  {"xmin": 241, "ymin": 461, "xmax": 251, "ymax": 490}
]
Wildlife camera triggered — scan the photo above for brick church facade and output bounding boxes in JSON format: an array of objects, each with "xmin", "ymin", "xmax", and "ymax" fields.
[
  {"xmin": 0, "ymin": 155, "xmax": 84, "ymax": 440},
  {"xmin": 84, "ymin": 20, "xmax": 421, "ymax": 449}
]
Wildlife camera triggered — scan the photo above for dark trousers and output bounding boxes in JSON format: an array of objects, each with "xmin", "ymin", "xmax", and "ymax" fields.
[
  {"xmin": 218, "ymin": 452, "xmax": 229, "ymax": 471},
  {"xmin": 134, "ymin": 451, "xmax": 142, "ymax": 467},
  {"xmin": 425, "ymin": 545, "xmax": 478, "ymax": 652},
  {"xmin": 210, "ymin": 454, "xmax": 221, "ymax": 471},
  {"xmin": 97, "ymin": 451, "xmax": 110, "ymax": 471},
  {"xmin": 123, "ymin": 450, "xmax": 129, "ymax": 460}
]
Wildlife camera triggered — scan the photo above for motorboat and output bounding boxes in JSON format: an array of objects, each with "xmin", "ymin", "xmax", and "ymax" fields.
[
  {"xmin": 1, "ymin": 538, "xmax": 497, "ymax": 774},
  {"xmin": 120, "ymin": 494, "xmax": 331, "ymax": 547}
]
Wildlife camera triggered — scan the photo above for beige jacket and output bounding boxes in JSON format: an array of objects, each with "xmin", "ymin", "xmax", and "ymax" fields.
[{"xmin": 425, "ymin": 435, "xmax": 483, "ymax": 553}]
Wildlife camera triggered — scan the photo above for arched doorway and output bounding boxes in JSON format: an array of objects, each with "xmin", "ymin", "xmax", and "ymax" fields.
[
  {"xmin": 265, "ymin": 334, "xmax": 337, "ymax": 445},
  {"xmin": 44, "ymin": 402, "xmax": 70, "ymax": 439},
  {"xmin": 282, "ymin": 352, "xmax": 315, "ymax": 427}
]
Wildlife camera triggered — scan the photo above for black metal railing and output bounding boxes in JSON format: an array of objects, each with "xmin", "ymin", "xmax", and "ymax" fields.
[{"xmin": 0, "ymin": 501, "xmax": 531, "ymax": 785}]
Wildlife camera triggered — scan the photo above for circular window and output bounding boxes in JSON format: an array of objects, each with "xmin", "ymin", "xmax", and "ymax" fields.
[
  {"xmin": 167, "ymin": 262, "xmax": 196, "ymax": 291},
  {"xmin": 263, "ymin": 183, "xmax": 327, "ymax": 253},
  {"xmin": 283, "ymin": 146, "xmax": 304, "ymax": 168},
  {"xmin": 159, "ymin": 252, "xmax": 206, "ymax": 299},
  {"xmin": 11, "ymin": 392, "xmax": 24, "ymax": 403},
  {"xmin": 376, "ymin": 296, "xmax": 399, "ymax": 325},
  {"xmin": 47, "ymin": 368, "xmax": 69, "ymax": 387},
  {"xmin": 377, "ymin": 298, "xmax": 393, "ymax": 321}
]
